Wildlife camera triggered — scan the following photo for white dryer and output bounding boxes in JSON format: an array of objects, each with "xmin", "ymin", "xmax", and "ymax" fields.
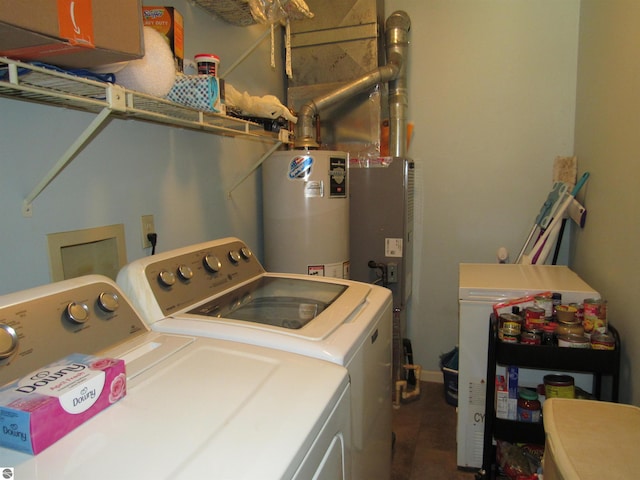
[
  {"xmin": 0, "ymin": 275, "xmax": 351, "ymax": 480},
  {"xmin": 117, "ymin": 237, "xmax": 394, "ymax": 480}
]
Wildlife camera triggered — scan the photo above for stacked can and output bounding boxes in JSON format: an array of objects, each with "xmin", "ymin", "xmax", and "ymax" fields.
[
  {"xmin": 498, "ymin": 313, "xmax": 522, "ymax": 343},
  {"xmin": 583, "ymin": 298, "xmax": 607, "ymax": 336}
]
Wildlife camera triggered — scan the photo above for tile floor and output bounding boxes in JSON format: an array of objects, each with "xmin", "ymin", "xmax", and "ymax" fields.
[{"xmin": 391, "ymin": 381, "xmax": 478, "ymax": 480}]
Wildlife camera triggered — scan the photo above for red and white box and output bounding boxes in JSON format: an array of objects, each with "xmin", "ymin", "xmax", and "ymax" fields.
[{"xmin": 0, "ymin": 354, "xmax": 126, "ymax": 454}]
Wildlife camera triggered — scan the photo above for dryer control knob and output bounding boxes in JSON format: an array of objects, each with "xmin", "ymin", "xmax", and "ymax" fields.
[
  {"xmin": 66, "ymin": 301, "xmax": 90, "ymax": 324},
  {"xmin": 158, "ymin": 270, "xmax": 176, "ymax": 287},
  {"xmin": 203, "ymin": 254, "xmax": 222, "ymax": 273},
  {"xmin": 239, "ymin": 247, "xmax": 253, "ymax": 260},
  {"xmin": 98, "ymin": 291, "xmax": 120, "ymax": 312},
  {"xmin": 228, "ymin": 250, "xmax": 242, "ymax": 264},
  {"xmin": 177, "ymin": 265, "xmax": 194, "ymax": 281},
  {"xmin": 0, "ymin": 324, "xmax": 18, "ymax": 359}
]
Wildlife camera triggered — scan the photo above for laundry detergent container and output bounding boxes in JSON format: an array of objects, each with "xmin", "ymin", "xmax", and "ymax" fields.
[{"xmin": 543, "ymin": 398, "xmax": 640, "ymax": 479}]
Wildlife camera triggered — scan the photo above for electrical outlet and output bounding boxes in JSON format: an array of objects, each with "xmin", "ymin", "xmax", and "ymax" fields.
[
  {"xmin": 141, "ymin": 215, "xmax": 155, "ymax": 248},
  {"xmin": 388, "ymin": 263, "xmax": 398, "ymax": 283}
]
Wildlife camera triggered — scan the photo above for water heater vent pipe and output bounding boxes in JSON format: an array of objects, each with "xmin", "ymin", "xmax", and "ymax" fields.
[{"xmin": 293, "ymin": 10, "xmax": 411, "ymax": 151}]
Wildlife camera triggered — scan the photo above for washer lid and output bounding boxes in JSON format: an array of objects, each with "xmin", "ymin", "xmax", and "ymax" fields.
[
  {"xmin": 179, "ymin": 273, "xmax": 372, "ymax": 343},
  {"xmin": 1, "ymin": 333, "xmax": 350, "ymax": 480},
  {"xmin": 188, "ymin": 276, "xmax": 348, "ymax": 329}
]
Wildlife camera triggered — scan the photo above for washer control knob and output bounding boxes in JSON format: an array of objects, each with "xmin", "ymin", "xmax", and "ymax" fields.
[
  {"xmin": 239, "ymin": 247, "xmax": 253, "ymax": 260},
  {"xmin": 66, "ymin": 302, "xmax": 90, "ymax": 324},
  {"xmin": 98, "ymin": 292, "xmax": 120, "ymax": 312},
  {"xmin": 203, "ymin": 254, "xmax": 222, "ymax": 273},
  {"xmin": 228, "ymin": 250, "xmax": 242, "ymax": 264},
  {"xmin": 0, "ymin": 324, "xmax": 19, "ymax": 359},
  {"xmin": 158, "ymin": 270, "xmax": 176, "ymax": 287},
  {"xmin": 177, "ymin": 265, "xmax": 194, "ymax": 281}
]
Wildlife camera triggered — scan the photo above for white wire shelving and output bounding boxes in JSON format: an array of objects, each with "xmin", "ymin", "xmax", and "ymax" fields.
[{"xmin": 0, "ymin": 57, "xmax": 289, "ymax": 215}]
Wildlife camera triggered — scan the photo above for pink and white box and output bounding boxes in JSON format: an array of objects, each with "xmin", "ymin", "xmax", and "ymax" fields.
[{"xmin": 0, "ymin": 354, "xmax": 126, "ymax": 454}]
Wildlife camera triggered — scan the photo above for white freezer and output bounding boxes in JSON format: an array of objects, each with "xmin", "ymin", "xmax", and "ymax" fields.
[{"xmin": 457, "ymin": 263, "xmax": 599, "ymax": 470}]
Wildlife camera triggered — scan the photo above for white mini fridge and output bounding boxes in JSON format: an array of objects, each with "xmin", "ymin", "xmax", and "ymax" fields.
[{"xmin": 457, "ymin": 263, "xmax": 600, "ymax": 470}]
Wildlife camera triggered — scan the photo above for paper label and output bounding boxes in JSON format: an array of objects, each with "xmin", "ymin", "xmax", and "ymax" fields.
[{"xmin": 385, "ymin": 238, "xmax": 403, "ymax": 257}]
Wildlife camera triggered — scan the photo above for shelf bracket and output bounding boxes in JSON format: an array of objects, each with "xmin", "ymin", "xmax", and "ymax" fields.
[
  {"xmin": 227, "ymin": 141, "xmax": 282, "ymax": 198},
  {"xmin": 22, "ymin": 106, "xmax": 112, "ymax": 217},
  {"xmin": 219, "ymin": 26, "xmax": 273, "ymax": 80}
]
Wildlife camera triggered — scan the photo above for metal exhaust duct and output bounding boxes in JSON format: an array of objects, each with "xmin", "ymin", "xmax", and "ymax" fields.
[{"xmin": 293, "ymin": 10, "xmax": 411, "ymax": 151}]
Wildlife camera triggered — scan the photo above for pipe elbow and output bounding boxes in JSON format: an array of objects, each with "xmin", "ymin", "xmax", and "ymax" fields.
[
  {"xmin": 386, "ymin": 10, "xmax": 411, "ymax": 32},
  {"xmin": 294, "ymin": 102, "xmax": 319, "ymax": 149}
]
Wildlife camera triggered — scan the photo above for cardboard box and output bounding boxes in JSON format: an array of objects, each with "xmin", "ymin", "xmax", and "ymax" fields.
[
  {"xmin": 0, "ymin": 354, "xmax": 126, "ymax": 454},
  {"xmin": 142, "ymin": 6, "xmax": 184, "ymax": 71},
  {"xmin": 507, "ymin": 365, "xmax": 519, "ymax": 420},
  {"xmin": 0, "ymin": 0, "xmax": 144, "ymax": 69},
  {"xmin": 495, "ymin": 375, "xmax": 509, "ymax": 419}
]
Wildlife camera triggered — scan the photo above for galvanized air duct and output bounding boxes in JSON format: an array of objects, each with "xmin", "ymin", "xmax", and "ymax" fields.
[{"xmin": 293, "ymin": 10, "xmax": 411, "ymax": 151}]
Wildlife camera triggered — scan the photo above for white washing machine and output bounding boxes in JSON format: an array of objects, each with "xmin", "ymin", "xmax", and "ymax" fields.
[
  {"xmin": 116, "ymin": 237, "xmax": 394, "ymax": 480},
  {"xmin": 0, "ymin": 275, "xmax": 351, "ymax": 480}
]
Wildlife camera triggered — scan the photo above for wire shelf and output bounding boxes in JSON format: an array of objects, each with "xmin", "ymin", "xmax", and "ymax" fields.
[{"xmin": 0, "ymin": 57, "xmax": 279, "ymax": 139}]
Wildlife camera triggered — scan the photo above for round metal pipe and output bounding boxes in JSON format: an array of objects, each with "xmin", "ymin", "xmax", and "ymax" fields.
[
  {"xmin": 294, "ymin": 11, "xmax": 411, "ymax": 150},
  {"xmin": 386, "ymin": 11, "xmax": 411, "ymax": 158}
]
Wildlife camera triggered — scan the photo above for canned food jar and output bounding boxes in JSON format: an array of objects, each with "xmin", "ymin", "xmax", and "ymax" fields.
[
  {"xmin": 555, "ymin": 321, "xmax": 584, "ymax": 337},
  {"xmin": 555, "ymin": 304, "xmax": 577, "ymax": 323},
  {"xmin": 590, "ymin": 331, "xmax": 616, "ymax": 350},
  {"xmin": 572, "ymin": 302, "xmax": 584, "ymax": 322},
  {"xmin": 521, "ymin": 331, "xmax": 541, "ymax": 345},
  {"xmin": 525, "ymin": 306, "xmax": 546, "ymax": 329},
  {"xmin": 544, "ymin": 374, "xmax": 575, "ymax": 399},
  {"xmin": 517, "ymin": 388, "xmax": 541, "ymax": 422},
  {"xmin": 535, "ymin": 295, "xmax": 553, "ymax": 319},
  {"xmin": 557, "ymin": 334, "xmax": 590, "ymax": 349},
  {"xmin": 499, "ymin": 326, "xmax": 520, "ymax": 343},
  {"xmin": 499, "ymin": 313, "xmax": 523, "ymax": 333},
  {"xmin": 583, "ymin": 298, "xmax": 607, "ymax": 334}
]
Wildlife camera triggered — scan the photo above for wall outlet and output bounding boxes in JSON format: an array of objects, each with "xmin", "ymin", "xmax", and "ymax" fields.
[
  {"xmin": 141, "ymin": 215, "xmax": 155, "ymax": 248},
  {"xmin": 387, "ymin": 263, "xmax": 398, "ymax": 283}
]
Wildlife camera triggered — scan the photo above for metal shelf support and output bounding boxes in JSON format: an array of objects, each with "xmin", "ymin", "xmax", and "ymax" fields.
[
  {"xmin": 22, "ymin": 107, "xmax": 112, "ymax": 217},
  {"xmin": 1, "ymin": 57, "xmax": 289, "ymax": 216},
  {"xmin": 227, "ymin": 141, "xmax": 283, "ymax": 197}
]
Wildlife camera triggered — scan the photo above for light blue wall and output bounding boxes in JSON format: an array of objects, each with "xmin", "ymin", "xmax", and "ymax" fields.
[
  {"xmin": 572, "ymin": 0, "xmax": 640, "ymax": 404},
  {"xmin": 0, "ymin": 0, "xmax": 284, "ymax": 294},
  {"xmin": 385, "ymin": 0, "xmax": 581, "ymax": 377}
]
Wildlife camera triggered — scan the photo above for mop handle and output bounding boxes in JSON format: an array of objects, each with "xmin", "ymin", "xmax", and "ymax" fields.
[
  {"xmin": 571, "ymin": 172, "xmax": 590, "ymax": 196},
  {"xmin": 530, "ymin": 172, "xmax": 590, "ymax": 264}
]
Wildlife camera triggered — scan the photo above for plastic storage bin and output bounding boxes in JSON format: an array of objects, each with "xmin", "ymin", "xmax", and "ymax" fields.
[
  {"xmin": 543, "ymin": 398, "xmax": 640, "ymax": 479},
  {"xmin": 440, "ymin": 347, "xmax": 459, "ymax": 406}
]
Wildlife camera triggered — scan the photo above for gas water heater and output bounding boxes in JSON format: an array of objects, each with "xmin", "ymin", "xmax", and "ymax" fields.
[{"xmin": 263, "ymin": 150, "xmax": 350, "ymax": 278}]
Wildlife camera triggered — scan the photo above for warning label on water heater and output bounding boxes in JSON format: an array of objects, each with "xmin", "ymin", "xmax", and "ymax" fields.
[
  {"xmin": 304, "ymin": 180, "xmax": 323, "ymax": 198},
  {"xmin": 329, "ymin": 157, "xmax": 347, "ymax": 198}
]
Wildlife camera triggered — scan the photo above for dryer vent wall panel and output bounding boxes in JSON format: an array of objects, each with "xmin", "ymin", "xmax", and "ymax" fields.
[
  {"xmin": 288, "ymin": 0, "xmax": 385, "ymax": 87},
  {"xmin": 287, "ymin": 0, "xmax": 387, "ymax": 156}
]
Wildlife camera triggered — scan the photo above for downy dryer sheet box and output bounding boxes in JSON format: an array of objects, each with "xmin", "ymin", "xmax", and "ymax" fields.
[
  {"xmin": 0, "ymin": 354, "xmax": 126, "ymax": 454},
  {"xmin": 0, "ymin": 0, "xmax": 144, "ymax": 69}
]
